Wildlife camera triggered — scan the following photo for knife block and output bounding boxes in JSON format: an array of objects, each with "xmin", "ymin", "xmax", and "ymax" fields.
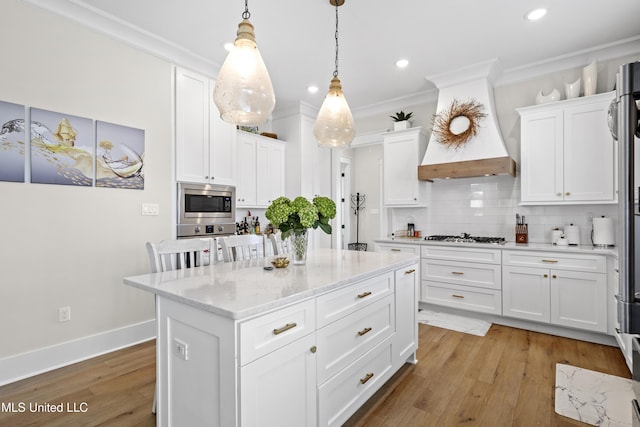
[{"xmin": 516, "ymin": 224, "xmax": 528, "ymax": 244}]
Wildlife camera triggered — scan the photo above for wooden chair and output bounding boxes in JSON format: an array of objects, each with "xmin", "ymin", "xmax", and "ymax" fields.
[
  {"xmin": 145, "ymin": 237, "xmax": 213, "ymax": 414},
  {"xmin": 268, "ymin": 231, "xmax": 292, "ymax": 256},
  {"xmin": 219, "ymin": 234, "xmax": 266, "ymax": 262}
]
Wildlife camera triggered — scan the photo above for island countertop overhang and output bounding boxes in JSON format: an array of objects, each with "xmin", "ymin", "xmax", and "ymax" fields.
[{"xmin": 123, "ymin": 248, "xmax": 418, "ymax": 320}]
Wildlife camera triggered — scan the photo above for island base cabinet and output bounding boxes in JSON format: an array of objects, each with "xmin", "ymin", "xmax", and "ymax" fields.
[
  {"xmin": 156, "ymin": 297, "xmax": 236, "ymax": 427},
  {"xmin": 318, "ymin": 337, "xmax": 394, "ymax": 427},
  {"xmin": 241, "ymin": 333, "xmax": 317, "ymax": 427}
]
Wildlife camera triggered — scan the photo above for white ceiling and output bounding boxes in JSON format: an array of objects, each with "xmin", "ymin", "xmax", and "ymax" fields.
[{"xmin": 26, "ymin": 0, "xmax": 640, "ymax": 113}]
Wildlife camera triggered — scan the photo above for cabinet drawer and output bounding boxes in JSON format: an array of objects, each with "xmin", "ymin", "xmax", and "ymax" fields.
[
  {"xmin": 317, "ymin": 295, "xmax": 394, "ymax": 385},
  {"xmin": 421, "ymin": 259, "xmax": 501, "ymax": 290},
  {"xmin": 240, "ymin": 299, "xmax": 315, "ymax": 365},
  {"xmin": 502, "ymin": 250, "xmax": 606, "ymax": 273},
  {"xmin": 421, "ymin": 280, "xmax": 502, "ymax": 315},
  {"xmin": 375, "ymin": 243, "xmax": 419, "ymax": 254},
  {"xmin": 316, "ymin": 272, "xmax": 393, "ymax": 328},
  {"xmin": 318, "ymin": 337, "xmax": 394, "ymax": 427},
  {"xmin": 421, "ymin": 245, "xmax": 501, "ymax": 264}
]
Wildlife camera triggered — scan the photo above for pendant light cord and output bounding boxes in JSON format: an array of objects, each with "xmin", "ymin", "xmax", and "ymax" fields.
[
  {"xmin": 242, "ymin": 0, "xmax": 250, "ymax": 19},
  {"xmin": 333, "ymin": 2, "xmax": 339, "ymax": 78}
]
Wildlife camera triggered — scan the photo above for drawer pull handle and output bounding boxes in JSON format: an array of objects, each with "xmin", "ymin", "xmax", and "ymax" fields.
[
  {"xmin": 451, "ymin": 271, "xmax": 464, "ymax": 275},
  {"xmin": 542, "ymin": 259, "xmax": 558, "ymax": 263},
  {"xmin": 391, "ymin": 249, "xmax": 401, "ymax": 252},
  {"xmin": 357, "ymin": 291, "xmax": 372, "ymax": 299},
  {"xmin": 451, "ymin": 294, "xmax": 465, "ymax": 299},
  {"xmin": 405, "ymin": 269, "xmax": 416, "ymax": 274},
  {"xmin": 273, "ymin": 322, "xmax": 297, "ymax": 335},
  {"xmin": 358, "ymin": 327, "xmax": 372, "ymax": 336},
  {"xmin": 359, "ymin": 373, "xmax": 374, "ymax": 384}
]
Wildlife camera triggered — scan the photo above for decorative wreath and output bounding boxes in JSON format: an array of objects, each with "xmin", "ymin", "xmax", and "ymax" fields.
[{"xmin": 431, "ymin": 99, "xmax": 486, "ymax": 149}]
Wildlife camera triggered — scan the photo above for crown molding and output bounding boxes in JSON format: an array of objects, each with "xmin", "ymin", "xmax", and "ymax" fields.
[
  {"xmin": 22, "ymin": 0, "xmax": 219, "ymax": 77},
  {"xmin": 496, "ymin": 35, "xmax": 640, "ymax": 87}
]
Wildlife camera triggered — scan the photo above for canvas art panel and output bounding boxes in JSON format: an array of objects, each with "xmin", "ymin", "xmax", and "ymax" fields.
[
  {"xmin": 95, "ymin": 121, "xmax": 144, "ymax": 190},
  {"xmin": 0, "ymin": 100, "xmax": 26, "ymax": 182},
  {"xmin": 30, "ymin": 108, "xmax": 94, "ymax": 186}
]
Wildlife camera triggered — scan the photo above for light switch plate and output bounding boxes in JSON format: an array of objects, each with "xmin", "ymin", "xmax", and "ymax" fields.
[
  {"xmin": 141, "ymin": 203, "xmax": 159, "ymax": 216},
  {"xmin": 173, "ymin": 338, "xmax": 189, "ymax": 361}
]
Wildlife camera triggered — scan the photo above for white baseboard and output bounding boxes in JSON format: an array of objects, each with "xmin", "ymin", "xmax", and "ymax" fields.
[{"xmin": 0, "ymin": 320, "xmax": 155, "ymax": 387}]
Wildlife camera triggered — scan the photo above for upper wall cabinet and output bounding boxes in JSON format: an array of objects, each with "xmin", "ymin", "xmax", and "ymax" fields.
[
  {"xmin": 383, "ymin": 127, "xmax": 430, "ymax": 207},
  {"xmin": 236, "ymin": 131, "xmax": 285, "ymax": 208},
  {"xmin": 517, "ymin": 92, "xmax": 616, "ymax": 205},
  {"xmin": 175, "ymin": 67, "xmax": 236, "ymax": 186}
]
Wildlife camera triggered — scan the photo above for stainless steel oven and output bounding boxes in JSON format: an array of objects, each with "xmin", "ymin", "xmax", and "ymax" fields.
[{"xmin": 177, "ymin": 183, "xmax": 236, "ymax": 238}]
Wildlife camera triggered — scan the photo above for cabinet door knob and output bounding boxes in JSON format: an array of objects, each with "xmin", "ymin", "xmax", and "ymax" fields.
[
  {"xmin": 544, "ymin": 274, "xmax": 548, "ymax": 278},
  {"xmin": 565, "ymin": 192, "xmax": 571, "ymax": 196},
  {"xmin": 310, "ymin": 346, "xmax": 317, "ymax": 353},
  {"xmin": 556, "ymin": 193, "xmax": 562, "ymax": 196},
  {"xmin": 205, "ymin": 176, "xmax": 209, "ymax": 179},
  {"xmin": 552, "ymin": 274, "xmax": 557, "ymax": 279}
]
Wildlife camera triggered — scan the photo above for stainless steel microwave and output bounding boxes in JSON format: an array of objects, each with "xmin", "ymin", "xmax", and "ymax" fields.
[{"xmin": 177, "ymin": 183, "xmax": 235, "ymax": 226}]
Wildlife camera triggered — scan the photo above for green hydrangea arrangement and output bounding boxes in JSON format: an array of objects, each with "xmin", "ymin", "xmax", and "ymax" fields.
[{"xmin": 265, "ymin": 196, "xmax": 336, "ymax": 238}]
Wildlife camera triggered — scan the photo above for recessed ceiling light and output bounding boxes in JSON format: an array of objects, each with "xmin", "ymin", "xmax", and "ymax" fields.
[
  {"xmin": 307, "ymin": 85, "xmax": 319, "ymax": 94},
  {"xmin": 223, "ymin": 42, "xmax": 234, "ymax": 52},
  {"xmin": 526, "ymin": 8, "xmax": 547, "ymax": 21},
  {"xmin": 395, "ymin": 59, "xmax": 409, "ymax": 68}
]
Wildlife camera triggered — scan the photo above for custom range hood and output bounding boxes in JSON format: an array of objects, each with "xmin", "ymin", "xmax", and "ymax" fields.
[{"xmin": 418, "ymin": 59, "xmax": 516, "ymax": 180}]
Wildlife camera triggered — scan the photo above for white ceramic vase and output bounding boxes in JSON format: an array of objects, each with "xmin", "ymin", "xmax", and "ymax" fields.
[
  {"xmin": 583, "ymin": 61, "xmax": 597, "ymax": 96},
  {"xmin": 535, "ymin": 88, "xmax": 561, "ymax": 104},
  {"xmin": 564, "ymin": 77, "xmax": 581, "ymax": 99}
]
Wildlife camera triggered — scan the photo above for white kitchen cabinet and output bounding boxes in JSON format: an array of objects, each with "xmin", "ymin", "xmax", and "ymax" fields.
[
  {"xmin": 175, "ymin": 67, "xmax": 236, "ymax": 185},
  {"xmin": 420, "ymin": 245, "xmax": 502, "ymax": 315},
  {"xmin": 502, "ymin": 250, "xmax": 607, "ymax": 332},
  {"xmin": 383, "ymin": 127, "xmax": 430, "ymax": 206},
  {"xmin": 517, "ymin": 92, "xmax": 615, "ymax": 204},
  {"xmin": 241, "ymin": 333, "xmax": 317, "ymax": 427},
  {"xmin": 375, "ymin": 242, "xmax": 420, "ymax": 255},
  {"xmin": 235, "ymin": 131, "xmax": 285, "ymax": 208},
  {"xmin": 394, "ymin": 264, "xmax": 419, "ymax": 367}
]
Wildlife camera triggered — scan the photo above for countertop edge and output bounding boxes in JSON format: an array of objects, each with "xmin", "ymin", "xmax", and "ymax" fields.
[{"xmin": 124, "ymin": 252, "xmax": 419, "ymax": 321}]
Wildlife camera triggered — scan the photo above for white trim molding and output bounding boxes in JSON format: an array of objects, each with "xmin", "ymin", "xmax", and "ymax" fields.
[{"xmin": 0, "ymin": 320, "xmax": 155, "ymax": 386}]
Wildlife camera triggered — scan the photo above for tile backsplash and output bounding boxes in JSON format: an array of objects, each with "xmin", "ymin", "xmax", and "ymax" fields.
[{"xmin": 389, "ymin": 175, "xmax": 617, "ymax": 245}]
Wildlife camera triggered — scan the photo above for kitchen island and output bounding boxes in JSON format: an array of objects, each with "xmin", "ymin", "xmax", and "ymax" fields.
[{"xmin": 124, "ymin": 248, "xmax": 419, "ymax": 427}]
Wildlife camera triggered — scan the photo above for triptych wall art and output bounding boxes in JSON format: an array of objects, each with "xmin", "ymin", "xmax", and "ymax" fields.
[{"xmin": 0, "ymin": 100, "xmax": 144, "ymax": 190}]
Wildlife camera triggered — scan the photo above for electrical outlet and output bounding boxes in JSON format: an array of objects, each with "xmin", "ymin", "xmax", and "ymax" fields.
[
  {"xmin": 173, "ymin": 338, "xmax": 189, "ymax": 361},
  {"xmin": 58, "ymin": 306, "xmax": 71, "ymax": 322}
]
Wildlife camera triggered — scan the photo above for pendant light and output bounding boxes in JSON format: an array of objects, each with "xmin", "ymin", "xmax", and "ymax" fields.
[
  {"xmin": 213, "ymin": 0, "xmax": 275, "ymax": 126},
  {"xmin": 313, "ymin": 0, "xmax": 355, "ymax": 147}
]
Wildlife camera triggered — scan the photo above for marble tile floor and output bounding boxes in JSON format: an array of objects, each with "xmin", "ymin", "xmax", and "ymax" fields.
[
  {"xmin": 417, "ymin": 309, "xmax": 492, "ymax": 336},
  {"xmin": 555, "ymin": 363, "xmax": 634, "ymax": 427}
]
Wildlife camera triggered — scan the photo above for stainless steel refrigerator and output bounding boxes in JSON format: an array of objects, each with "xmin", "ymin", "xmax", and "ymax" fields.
[{"xmin": 610, "ymin": 61, "xmax": 640, "ymax": 425}]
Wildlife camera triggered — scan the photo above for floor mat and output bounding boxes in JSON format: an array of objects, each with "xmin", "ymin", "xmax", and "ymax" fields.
[
  {"xmin": 417, "ymin": 309, "xmax": 491, "ymax": 336},
  {"xmin": 555, "ymin": 363, "xmax": 633, "ymax": 427}
]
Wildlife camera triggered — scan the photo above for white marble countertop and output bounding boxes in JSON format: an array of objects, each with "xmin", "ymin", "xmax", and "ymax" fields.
[
  {"xmin": 123, "ymin": 248, "xmax": 418, "ymax": 320},
  {"xmin": 374, "ymin": 238, "xmax": 617, "ymax": 257}
]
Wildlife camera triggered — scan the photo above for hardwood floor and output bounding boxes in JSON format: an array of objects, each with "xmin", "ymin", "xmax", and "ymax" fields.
[{"xmin": 0, "ymin": 324, "xmax": 630, "ymax": 426}]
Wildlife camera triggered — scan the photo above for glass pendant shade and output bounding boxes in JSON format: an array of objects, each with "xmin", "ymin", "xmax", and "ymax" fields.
[
  {"xmin": 313, "ymin": 76, "xmax": 355, "ymax": 147},
  {"xmin": 213, "ymin": 19, "xmax": 275, "ymax": 126}
]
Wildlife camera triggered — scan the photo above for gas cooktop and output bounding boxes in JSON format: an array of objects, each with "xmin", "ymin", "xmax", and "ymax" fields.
[{"xmin": 425, "ymin": 233, "xmax": 506, "ymax": 245}]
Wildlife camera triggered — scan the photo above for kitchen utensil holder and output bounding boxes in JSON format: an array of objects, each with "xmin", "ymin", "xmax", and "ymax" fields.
[{"xmin": 516, "ymin": 224, "xmax": 528, "ymax": 244}]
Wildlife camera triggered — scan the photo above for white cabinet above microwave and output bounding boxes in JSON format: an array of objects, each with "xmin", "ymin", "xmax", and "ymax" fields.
[{"xmin": 175, "ymin": 67, "xmax": 236, "ymax": 186}]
